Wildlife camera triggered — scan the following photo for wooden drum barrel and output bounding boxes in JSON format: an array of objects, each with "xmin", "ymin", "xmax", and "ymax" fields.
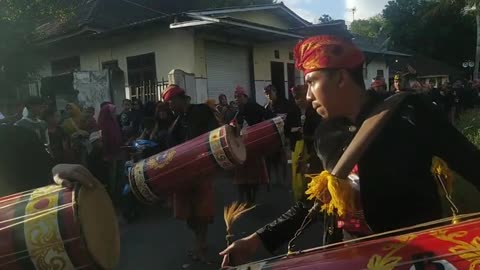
[
  {"xmin": 242, "ymin": 116, "xmax": 286, "ymax": 156},
  {"xmin": 129, "ymin": 124, "xmax": 246, "ymax": 204},
  {"xmin": 0, "ymin": 185, "xmax": 119, "ymax": 270},
  {"xmin": 234, "ymin": 215, "xmax": 480, "ymax": 270}
]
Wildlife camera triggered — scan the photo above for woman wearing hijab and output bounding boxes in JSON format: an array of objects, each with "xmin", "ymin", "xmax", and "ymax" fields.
[
  {"xmin": 62, "ymin": 103, "xmax": 84, "ymax": 136},
  {"xmin": 98, "ymin": 102, "xmax": 124, "ymax": 202}
]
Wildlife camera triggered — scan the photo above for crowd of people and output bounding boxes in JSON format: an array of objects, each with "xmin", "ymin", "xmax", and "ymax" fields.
[
  {"xmin": 2, "ymin": 35, "xmax": 480, "ymax": 269},
  {"xmin": 0, "ymin": 83, "xmax": 319, "ymax": 264},
  {"xmin": 368, "ymin": 75, "xmax": 480, "ymax": 124}
]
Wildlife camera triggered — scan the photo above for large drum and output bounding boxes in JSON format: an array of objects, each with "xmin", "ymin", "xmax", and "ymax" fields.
[
  {"xmin": 0, "ymin": 185, "xmax": 119, "ymax": 270},
  {"xmin": 129, "ymin": 125, "xmax": 246, "ymax": 204},
  {"xmin": 234, "ymin": 215, "xmax": 480, "ymax": 270},
  {"xmin": 242, "ymin": 116, "xmax": 286, "ymax": 156}
]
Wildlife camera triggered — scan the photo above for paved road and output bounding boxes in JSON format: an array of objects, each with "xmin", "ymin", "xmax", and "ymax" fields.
[{"xmin": 118, "ymin": 171, "xmax": 323, "ymax": 270}]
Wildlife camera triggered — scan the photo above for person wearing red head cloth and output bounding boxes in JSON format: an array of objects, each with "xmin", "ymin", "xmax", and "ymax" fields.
[
  {"xmin": 370, "ymin": 79, "xmax": 387, "ymax": 93},
  {"xmin": 162, "ymin": 84, "xmax": 219, "ymax": 264},
  {"xmin": 233, "ymin": 86, "xmax": 270, "ymax": 203},
  {"xmin": 220, "ymin": 34, "xmax": 480, "ymax": 267}
]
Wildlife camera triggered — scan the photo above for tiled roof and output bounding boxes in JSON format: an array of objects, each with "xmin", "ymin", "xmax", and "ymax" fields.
[
  {"xmin": 36, "ymin": 0, "xmax": 310, "ymax": 41},
  {"xmin": 389, "ymin": 54, "xmax": 464, "ymax": 77},
  {"xmin": 35, "ymin": 0, "xmax": 187, "ymax": 41},
  {"xmin": 352, "ymin": 34, "xmax": 409, "ymax": 56}
]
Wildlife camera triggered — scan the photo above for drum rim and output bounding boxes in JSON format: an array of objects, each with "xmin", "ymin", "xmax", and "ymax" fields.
[{"xmin": 76, "ymin": 184, "xmax": 120, "ymax": 269}]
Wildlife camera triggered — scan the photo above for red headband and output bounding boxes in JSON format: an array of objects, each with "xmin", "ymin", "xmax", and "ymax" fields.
[
  {"xmin": 162, "ymin": 85, "xmax": 185, "ymax": 102},
  {"xmin": 294, "ymin": 35, "xmax": 365, "ymax": 75},
  {"xmin": 371, "ymin": 80, "xmax": 386, "ymax": 88},
  {"xmin": 234, "ymin": 86, "xmax": 247, "ymax": 97}
]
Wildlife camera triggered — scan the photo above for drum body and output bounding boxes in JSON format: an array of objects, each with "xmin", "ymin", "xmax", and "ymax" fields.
[
  {"xmin": 0, "ymin": 185, "xmax": 119, "ymax": 270},
  {"xmin": 129, "ymin": 125, "xmax": 245, "ymax": 204},
  {"xmin": 236, "ymin": 216, "xmax": 480, "ymax": 270},
  {"xmin": 242, "ymin": 116, "xmax": 285, "ymax": 156}
]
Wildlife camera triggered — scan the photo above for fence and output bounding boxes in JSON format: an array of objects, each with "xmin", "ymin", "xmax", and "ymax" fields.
[{"xmin": 127, "ymin": 78, "xmax": 169, "ymax": 103}]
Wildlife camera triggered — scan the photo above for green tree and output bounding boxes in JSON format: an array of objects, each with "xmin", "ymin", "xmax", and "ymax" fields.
[
  {"xmin": 350, "ymin": 15, "xmax": 385, "ymax": 39},
  {"xmin": 449, "ymin": 0, "xmax": 480, "ymax": 79},
  {"xmin": 0, "ymin": 0, "xmax": 78, "ymax": 98},
  {"xmin": 382, "ymin": 0, "xmax": 475, "ymax": 68},
  {"xmin": 318, "ymin": 14, "xmax": 333, "ymax": 24}
]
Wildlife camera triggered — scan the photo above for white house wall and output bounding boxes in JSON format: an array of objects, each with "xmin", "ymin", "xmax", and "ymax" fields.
[
  {"xmin": 39, "ymin": 28, "xmax": 196, "ymax": 98},
  {"xmin": 83, "ymin": 28, "xmax": 195, "ymax": 84},
  {"xmin": 39, "ymin": 27, "xmax": 195, "ymax": 106},
  {"xmin": 253, "ymin": 40, "xmax": 299, "ymax": 105}
]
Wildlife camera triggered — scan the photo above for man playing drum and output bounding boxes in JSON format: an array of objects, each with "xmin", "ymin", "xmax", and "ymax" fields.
[
  {"xmin": 220, "ymin": 34, "xmax": 480, "ymax": 267},
  {"xmin": 163, "ymin": 85, "xmax": 219, "ymax": 264}
]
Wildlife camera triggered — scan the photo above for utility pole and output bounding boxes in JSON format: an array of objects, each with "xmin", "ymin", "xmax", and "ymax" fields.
[{"xmin": 348, "ymin": 7, "xmax": 357, "ymax": 22}]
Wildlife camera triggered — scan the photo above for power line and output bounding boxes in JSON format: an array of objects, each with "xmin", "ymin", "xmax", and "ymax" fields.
[{"xmin": 119, "ymin": 0, "xmax": 169, "ymax": 16}]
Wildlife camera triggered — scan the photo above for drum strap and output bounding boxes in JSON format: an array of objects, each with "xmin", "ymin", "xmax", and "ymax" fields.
[
  {"xmin": 289, "ymin": 93, "xmax": 410, "ymax": 251},
  {"xmin": 332, "ymin": 92, "xmax": 410, "ymax": 178},
  {"xmin": 320, "ymin": 92, "xmax": 410, "ymax": 244}
]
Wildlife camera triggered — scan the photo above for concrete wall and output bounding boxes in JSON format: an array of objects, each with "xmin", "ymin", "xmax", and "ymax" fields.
[{"xmin": 229, "ymin": 10, "xmax": 292, "ymax": 30}]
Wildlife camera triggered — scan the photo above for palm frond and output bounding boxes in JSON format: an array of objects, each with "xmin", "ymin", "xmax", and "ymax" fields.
[{"xmin": 223, "ymin": 202, "xmax": 256, "ymax": 239}]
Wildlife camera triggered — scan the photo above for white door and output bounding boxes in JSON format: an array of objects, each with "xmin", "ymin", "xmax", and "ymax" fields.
[{"xmin": 205, "ymin": 42, "xmax": 251, "ymax": 103}]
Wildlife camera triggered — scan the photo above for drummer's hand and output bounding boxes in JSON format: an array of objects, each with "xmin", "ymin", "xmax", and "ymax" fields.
[
  {"xmin": 52, "ymin": 164, "xmax": 98, "ymax": 189},
  {"xmin": 219, "ymin": 233, "xmax": 262, "ymax": 268}
]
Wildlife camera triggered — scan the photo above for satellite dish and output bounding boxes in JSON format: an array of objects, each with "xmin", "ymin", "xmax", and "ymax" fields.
[
  {"xmin": 463, "ymin": 62, "xmax": 469, "ymax": 68},
  {"xmin": 469, "ymin": 61, "xmax": 475, "ymax": 67}
]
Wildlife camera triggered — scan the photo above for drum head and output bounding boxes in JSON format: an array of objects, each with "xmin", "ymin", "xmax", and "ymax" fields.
[
  {"xmin": 225, "ymin": 125, "xmax": 247, "ymax": 164},
  {"xmin": 78, "ymin": 185, "xmax": 120, "ymax": 269}
]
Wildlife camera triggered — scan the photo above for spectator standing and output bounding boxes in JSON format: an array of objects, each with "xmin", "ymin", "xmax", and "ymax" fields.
[
  {"xmin": 98, "ymin": 102, "xmax": 124, "ymax": 202},
  {"xmin": 15, "ymin": 96, "xmax": 49, "ymax": 146},
  {"xmin": 43, "ymin": 108, "xmax": 70, "ymax": 165},
  {"xmin": 61, "ymin": 103, "xmax": 83, "ymax": 137}
]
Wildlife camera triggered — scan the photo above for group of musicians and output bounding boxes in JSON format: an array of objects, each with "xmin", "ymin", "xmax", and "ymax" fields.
[{"xmin": 2, "ymin": 31, "xmax": 480, "ymax": 269}]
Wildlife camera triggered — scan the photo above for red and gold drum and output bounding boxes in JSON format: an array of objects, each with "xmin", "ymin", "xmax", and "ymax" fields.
[
  {"xmin": 242, "ymin": 116, "xmax": 285, "ymax": 156},
  {"xmin": 234, "ymin": 215, "xmax": 480, "ymax": 270},
  {"xmin": 0, "ymin": 185, "xmax": 119, "ymax": 270},
  {"xmin": 129, "ymin": 125, "xmax": 246, "ymax": 204}
]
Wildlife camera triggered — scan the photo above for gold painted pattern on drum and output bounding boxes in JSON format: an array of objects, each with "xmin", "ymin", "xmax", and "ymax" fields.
[
  {"xmin": 24, "ymin": 186, "xmax": 75, "ymax": 270},
  {"xmin": 209, "ymin": 127, "xmax": 235, "ymax": 170},
  {"xmin": 146, "ymin": 150, "xmax": 176, "ymax": 170},
  {"xmin": 273, "ymin": 117, "xmax": 286, "ymax": 147},
  {"xmin": 133, "ymin": 160, "xmax": 160, "ymax": 204}
]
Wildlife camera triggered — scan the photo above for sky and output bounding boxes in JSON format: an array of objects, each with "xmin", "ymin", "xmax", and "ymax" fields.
[{"xmin": 282, "ymin": 0, "xmax": 390, "ymax": 23}]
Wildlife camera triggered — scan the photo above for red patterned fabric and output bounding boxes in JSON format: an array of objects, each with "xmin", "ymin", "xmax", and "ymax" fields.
[{"xmin": 294, "ymin": 35, "xmax": 365, "ymax": 75}]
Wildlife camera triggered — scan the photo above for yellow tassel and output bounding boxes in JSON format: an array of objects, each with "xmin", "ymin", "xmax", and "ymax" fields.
[
  {"xmin": 303, "ymin": 157, "xmax": 452, "ymax": 219},
  {"xmin": 431, "ymin": 156, "xmax": 454, "ymax": 195},
  {"xmin": 305, "ymin": 171, "xmax": 357, "ymax": 217}
]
